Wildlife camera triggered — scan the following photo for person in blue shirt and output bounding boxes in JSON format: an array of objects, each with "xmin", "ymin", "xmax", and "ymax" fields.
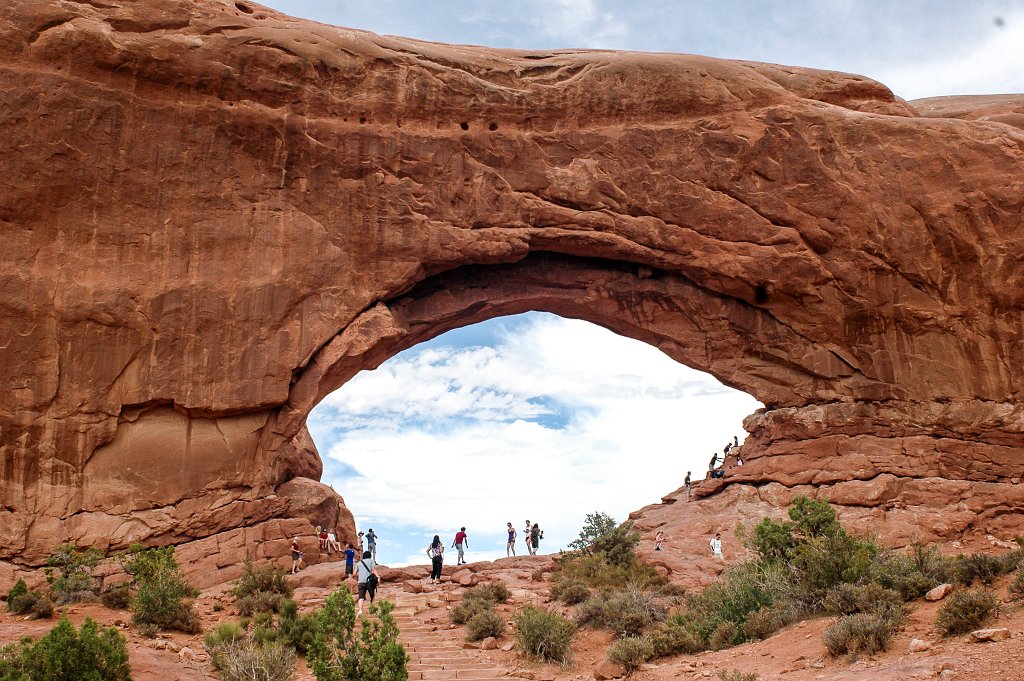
[{"xmin": 343, "ymin": 543, "xmax": 356, "ymax": 579}]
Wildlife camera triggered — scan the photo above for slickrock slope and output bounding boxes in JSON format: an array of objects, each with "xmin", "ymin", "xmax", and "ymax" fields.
[{"xmin": 1, "ymin": 0, "xmax": 1023, "ymax": 580}]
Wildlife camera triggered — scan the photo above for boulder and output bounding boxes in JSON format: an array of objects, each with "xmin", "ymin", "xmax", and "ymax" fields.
[
  {"xmin": 593, "ymin": 660, "xmax": 627, "ymax": 679},
  {"xmin": 970, "ymin": 628, "xmax": 1011, "ymax": 642},
  {"xmin": 926, "ymin": 584, "xmax": 955, "ymax": 602}
]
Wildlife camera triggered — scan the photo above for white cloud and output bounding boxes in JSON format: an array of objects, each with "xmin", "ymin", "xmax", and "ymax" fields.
[
  {"xmin": 875, "ymin": 11, "xmax": 1024, "ymax": 100},
  {"xmin": 312, "ymin": 314, "xmax": 761, "ymax": 566},
  {"xmin": 531, "ymin": 0, "xmax": 630, "ymax": 49}
]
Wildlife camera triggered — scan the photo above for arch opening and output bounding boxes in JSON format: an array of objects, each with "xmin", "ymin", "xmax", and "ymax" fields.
[{"xmin": 307, "ymin": 312, "xmax": 762, "ymax": 565}]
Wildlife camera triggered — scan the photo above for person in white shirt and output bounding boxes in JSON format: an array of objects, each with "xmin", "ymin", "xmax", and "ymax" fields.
[{"xmin": 709, "ymin": 532, "xmax": 724, "ymax": 559}]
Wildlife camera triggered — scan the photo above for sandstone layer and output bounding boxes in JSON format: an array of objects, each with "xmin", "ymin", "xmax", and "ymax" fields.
[{"xmin": 2, "ymin": 0, "xmax": 1024, "ymax": 578}]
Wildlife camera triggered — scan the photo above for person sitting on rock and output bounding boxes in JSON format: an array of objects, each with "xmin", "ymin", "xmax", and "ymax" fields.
[
  {"xmin": 316, "ymin": 526, "xmax": 327, "ymax": 553},
  {"xmin": 330, "ymin": 529, "xmax": 343, "ymax": 553}
]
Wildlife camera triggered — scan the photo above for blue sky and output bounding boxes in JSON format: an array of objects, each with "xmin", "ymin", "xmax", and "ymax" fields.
[{"xmin": 266, "ymin": 0, "xmax": 1024, "ymax": 565}]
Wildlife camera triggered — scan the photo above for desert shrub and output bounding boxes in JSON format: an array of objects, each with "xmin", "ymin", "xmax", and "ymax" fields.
[
  {"xmin": 607, "ymin": 635, "xmax": 654, "ymax": 670},
  {"xmin": 308, "ymin": 589, "xmax": 408, "ymax": 681},
  {"xmin": 555, "ymin": 551, "xmax": 662, "ymax": 592},
  {"xmin": 718, "ymin": 670, "xmax": 759, "ymax": 681},
  {"xmin": 709, "ymin": 621, "xmax": 739, "ymax": 650},
  {"xmin": 45, "ymin": 544, "xmax": 103, "ymax": 605},
  {"xmin": 908, "ymin": 543, "xmax": 955, "ymax": 584},
  {"xmin": 823, "ymin": 583, "xmax": 902, "ymax": 616},
  {"xmin": 567, "ymin": 512, "xmax": 641, "ymax": 567},
  {"xmin": 575, "ymin": 583, "xmax": 665, "ymax": 637},
  {"xmin": 675, "ymin": 561, "xmax": 776, "ymax": 648},
  {"xmin": 121, "ymin": 545, "xmax": 200, "ymax": 633},
  {"xmin": 232, "ymin": 559, "xmax": 293, "ymax": 616},
  {"xmin": 1009, "ymin": 569, "xmax": 1024, "ymax": 601},
  {"xmin": 789, "ymin": 532, "xmax": 877, "ymax": 606},
  {"xmin": 6, "ymin": 578, "xmax": 53, "ymax": 620},
  {"xmin": 999, "ymin": 541, "xmax": 1024, "ymax": 573},
  {"xmin": 867, "ymin": 551, "xmax": 935, "ymax": 601},
  {"xmin": 101, "ymin": 584, "xmax": 132, "ymax": 610},
  {"xmin": 207, "ymin": 628, "xmax": 295, "ymax": 681},
  {"xmin": 953, "ymin": 553, "xmax": 1006, "ymax": 586},
  {"xmin": 464, "ymin": 582, "xmax": 511, "ymax": 605},
  {"xmin": 740, "ymin": 608, "xmax": 779, "ymax": 641},
  {"xmin": 466, "ymin": 610, "xmax": 506, "ymax": 642},
  {"xmin": 531, "ymin": 568, "xmax": 546, "ymax": 582},
  {"xmin": 550, "ymin": 578, "xmax": 591, "ymax": 605},
  {"xmin": 823, "ymin": 605, "xmax": 904, "ymax": 658},
  {"xmin": 935, "ymin": 588, "xmax": 999, "ymax": 636},
  {"xmin": 279, "ymin": 598, "xmax": 318, "ymax": 655},
  {"xmin": 513, "ymin": 606, "xmax": 575, "ymax": 664},
  {"xmin": 647, "ymin": 614, "xmax": 705, "ymax": 657},
  {"xmin": 0, "ymin": 617, "xmax": 130, "ymax": 681},
  {"xmin": 449, "ymin": 598, "xmax": 492, "ymax": 626}
]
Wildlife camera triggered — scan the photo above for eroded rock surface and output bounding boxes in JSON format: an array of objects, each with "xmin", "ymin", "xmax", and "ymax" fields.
[{"xmin": 1, "ymin": 0, "xmax": 1023, "ymax": 577}]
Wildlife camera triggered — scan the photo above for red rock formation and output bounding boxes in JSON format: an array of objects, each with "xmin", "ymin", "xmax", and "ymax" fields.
[{"xmin": 1, "ymin": 0, "xmax": 1023, "ymax": 584}]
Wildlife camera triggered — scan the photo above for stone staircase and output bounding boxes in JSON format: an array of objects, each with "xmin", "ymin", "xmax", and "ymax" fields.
[{"xmin": 386, "ymin": 589, "xmax": 532, "ymax": 681}]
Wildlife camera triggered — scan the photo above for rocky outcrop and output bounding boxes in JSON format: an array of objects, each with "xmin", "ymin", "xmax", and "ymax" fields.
[{"xmin": 1, "ymin": 0, "xmax": 1023, "ymax": 575}]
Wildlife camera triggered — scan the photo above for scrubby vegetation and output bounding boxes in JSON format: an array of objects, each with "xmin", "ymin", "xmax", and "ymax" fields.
[
  {"xmin": 935, "ymin": 588, "xmax": 999, "ymax": 636},
  {"xmin": 449, "ymin": 581, "xmax": 512, "ymax": 643},
  {"xmin": 0, "ymin": 617, "xmax": 131, "ymax": 681},
  {"xmin": 513, "ymin": 606, "xmax": 576, "ymax": 664},
  {"xmin": 6, "ymin": 578, "xmax": 53, "ymax": 620},
  {"xmin": 120, "ymin": 544, "xmax": 200, "ymax": 634},
  {"xmin": 231, "ymin": 559, "xmax": 294, "ymax": 616},
  {"xmin": 717, "ymin": 670, "xmax": 758, "ymax": 681},
  {"xmin": 45, "ymin": 544, "xmax": 103, "ymax": 605},
  {"xmin": 206, "ymin": 622, "xmax": 296, "ymax": 681},
  {"xmin": 607, "ymin": 635, "xmax": 654, "ymax": 671},
  {"xmin": 822, "ymin": 603, "xmax": 906, "ymax": 657},
  {"xmin": 307, "ymin": 587, "xmax": 408, "ymax": 681}
]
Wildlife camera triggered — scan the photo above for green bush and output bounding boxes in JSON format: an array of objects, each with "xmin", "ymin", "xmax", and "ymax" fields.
[
  {"xmin": 449, "ymin": 598, "xmax": 492, "ymax": 626},
  {"xmin": 6, "ymin": 578, "xmax": 53, "ymax": 620},
  {"xmin": 205, "ymin": 622, "xmax": 247, "ymax": 669},
  {"xmin": 647, "ymin": 615, "xmax": 705, "ymax": 657},
  {"xmin": 607, "ymin": 635, "xmax": 653, "ymax": 670},
  {"xmin": 463, "ymin": 582, "xmax": 511, "ymax": 605},
  {"xmin": 709, "ymin": 621, "xmax": 738, "ymax": 650},
  {"xmin": 466, "ymin": 611, "xmax": 506, "ymax": 642},
  {"xmin": 279, "ymin": 598, "xmax": 318, "ymax": 655},
  {"xmin": 567, "ymin": 512, "xmax": 641, "ymax": 567},
  {"xmin": 549, "ymin": 579, "xmax": 591, "ymax": 605},
  {"xmin": 822, "ymin": 606, "xmax": 904, "ymax": 658},
  {"xmin": 513, "ymin": 606, "xmax": 575, "ymax": 664},
  {"xmin": 101, "ymin": 584, "xmax": 132, "ymax": 610},
  {"xmin": 789, "ymin": 532, "xmax": 877, "ymax": 606},
  {"xmin": 555, "ymin": 551, "xmax": 662, "ymax": 592},
  {"xmin": 121, "ymin": 545, "xmax": 200, "ymax": 634},
  {"xmin": 953, "ymin": 553, "xmax": 1006, "ymax": 586},
  {"xmin": 822, "ymin": 583, "xmax": 902, "ymax": 616},
  {"xmin": 739, "ymin": 608, "xmax": 778, "ymax": 641},
  {"xmin": 575, "ymin": 584, "xmax": 665, "ymax": 637},
  {"xmin": 232, "ymin": 559, "xmax": 293, "ymax": 616},
  {"xmin": 45, "ymin": 544, "xmax": 103, "ymax": 605},
  {"xmin": 868, "ymin": 551, "xmax": 936, "ymax": 601},
  {"xmin": 935, "ymin": 588, "xmax": 999, "ymax": 636},
  {"xmin": 0, "ymin": 617, "xmax": 130, "ymax": 681},
  {"xmin": 307, "ymin": 589, "xmax": 408, "ymax": 681},
  {"xmin": 1009, "ymin": 569, "xmax": 1024, "ymax": 601}
]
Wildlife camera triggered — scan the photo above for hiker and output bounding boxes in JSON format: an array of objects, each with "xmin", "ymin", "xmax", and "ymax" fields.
[
  {"xmin": 367, "ymin": 528, "xmax": 378, "ymax": 561},
  {"xmin": 290, "ymin": 537, "xmax": 304, "ymax": 574},
  {"xmin": 356, "ymin": 550, "xmax": 379, "ymax": 616},
  {"xmin": 735, "ymin": 452, "xmax": 744, "ymax": 466},
  {"xmin": 356, "ymin": 531, "xmax": 365, "ymax": 554},
  {"xmin": 330, "ymin": 529, "xmax": 342, "ymax": 553},
  {"xmin": 655, "ymin": 531, "xmax": 664, "ymax": 551},
  {"xmin": 506, "ymin": 522, "xmax": 517, "ymax": 557},
  {"xmin": 316, "ymin": 526, "xmax": 328, "ymax": 553},
  {"xmin": 427, "ymin": 534, "xmax": 445, "ymax": 583},
  {"xmin": 530, "ymin": 523, "xmax": 542, "ymax": 555},
  {"xmin": 733, "ymin": 435, "xmax": 739, "ymax": 447},
  {"xmin": 709, "ymin": 532, "xmax": 724, "ymax": 559},
  {"xmin": 343, "ymin": 543, "xmax": 356, "ymax": 579},
  {"xmin": 684, "ymin": 471, "xmax": 692, "ymax": 501},
  {"xmin": 524, "ymin": 520, "xmax": 531, "ymax": 552},
  {"xmin": 452, "ymin": 527, "xmax": 469, "ymax": 565}
]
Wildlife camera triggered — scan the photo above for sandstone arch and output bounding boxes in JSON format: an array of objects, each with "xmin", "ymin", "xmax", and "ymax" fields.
[{"xmin": 2, "ymin": 0, "xmax": 1024, "ymax": 579}]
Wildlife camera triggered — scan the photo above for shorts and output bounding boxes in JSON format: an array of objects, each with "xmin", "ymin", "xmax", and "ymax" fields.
[
  {"xmin": 291, "ymin": 551, "xmax": 301, "ymax": 561},
  {"xmin": 345, "ymin": 563, "xmax": 354, "ymax": 575},
  {"xmin": 358, "ymin": 582, "xmax": 376, "ymax": 601}
]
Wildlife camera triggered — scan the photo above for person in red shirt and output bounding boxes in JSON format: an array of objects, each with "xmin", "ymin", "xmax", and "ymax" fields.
[{"xmin": 451, "ymin": 527, "xmax": 469, "ymax": 565}]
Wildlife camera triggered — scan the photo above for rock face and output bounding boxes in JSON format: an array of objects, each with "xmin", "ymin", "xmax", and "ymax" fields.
[{"xmin": 1, "ymin": 0, "xmax": 1023, "ymax": 576}]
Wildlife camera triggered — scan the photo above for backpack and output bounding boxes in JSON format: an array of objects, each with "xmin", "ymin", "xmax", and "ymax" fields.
[{"xmin": 360, "ymin": 560, "xmax": 379, "ymax": 588}]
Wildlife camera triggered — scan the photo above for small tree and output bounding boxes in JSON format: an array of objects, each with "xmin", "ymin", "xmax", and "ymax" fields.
[
  {"xmin": 307, "ymin": 588, "xmax": 408, "ymax": 681},
  {"xmin": 0, "ymin": 617, "xmax": 131, "ymax": 680},
  {"xmin": 120, "ymin": 545, "xmax": 200, "ymax": 633},
  {"xmin": 46, "ymin": 544, "xmax": 103, "ymax": 604},
  {"xmin": 568, "ymin": 512, "xmax": 640, "ymax": 567}
]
